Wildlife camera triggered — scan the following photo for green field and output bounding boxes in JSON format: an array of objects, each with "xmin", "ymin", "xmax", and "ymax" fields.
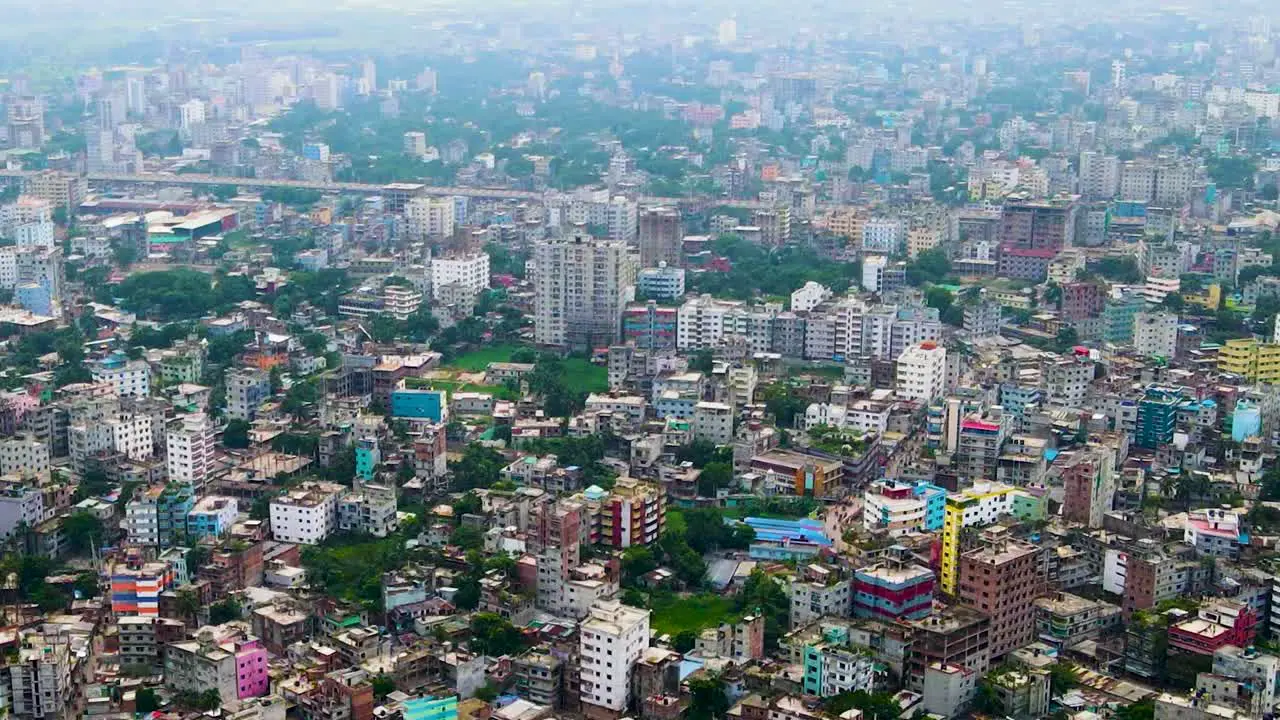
[
  {"xmin": 560, "ymin": 357, "xmax": 609, "ymax": 394},
  {"xmin": 443, "ymin": 345, "xmax": 608, "ymax": 395},
  {"xmin": 651, "ymin": 593, "xmax": 738, "ymax": 636},
  {"xmin": 446, "ymin": 344, "xmax": 525, "ymax": 372}
]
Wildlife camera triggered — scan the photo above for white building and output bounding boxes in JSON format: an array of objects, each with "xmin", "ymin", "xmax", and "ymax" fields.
[
  {"xmin": 0, "ymin": 436, "xmax": 50, "ymax": 478},
  {"xmin": 166, "ymin": 414, "xmax": 214, "ymax": 491},
  {"xmin": 637, "ymin": 263, "xmax": 686, "ymax": 301},
  {"xmin": 677, "ymin": 295, "xmax": 777, "ymax": 353},
  {"xmin": 862, "ymin": 255, "xmax": 889, "ymax": 293},
  {"xmin": 606, "ymin": 196, "xmax": 638, "ymax": 242},
  {"xmin": 430, "ymin": 252, "xmax": 490, "ymax": 300},
  {"xmin": 534, "ymin": 231, "xmax": 638, "ymax": 350},
  {"xmin": 923, "ymin": 663, "xmax": 977, "ymax": 718},
  {"xmin": 269, "ymin": 481, "xmax": 344, "ymax": 545},
  {"xmin": 338, "ymin": 480, "xmax": 399, "ymax": 538},
  {"xmin": 406, "ymin": 196, "xmax": 456, "ymax": 239},
  {"xmin": 693, "ymin": 401, "xmax": 734, "ymax": 446},
  {"xmin": 1133, "ymin": 311, "xmax": 1178, "ymax": 358},
  {"xmin": 579, "ymin": 600, "xmax": 650, "ymax": 715},
  {"xmin": 178, "ymin": 99, "xmax": 206, "ymax": 131},
  {"xmin": 91, "ymin": 354, "xmax": 151, "ymax": 397},
  {"xmin": 0, "ymin": 481, "xmax": 44, "ymax": 541},
  {"xmin": 403, "ymin": 131, "xmax": 428, "ymax": 158},
  {"xmin": 896, "ymin": 341, "xmax": 947, "ymax": 402},
  {"xmin": 791, "ymin": 281, "xmax": 832, "ymax": 313},
  {"xmin": 861, "ymin": 218, "xmax": 902, "ymax": 254},
  {"xmin": 863, "ymin": 481, "xmax": 927, "ymax": 537}
]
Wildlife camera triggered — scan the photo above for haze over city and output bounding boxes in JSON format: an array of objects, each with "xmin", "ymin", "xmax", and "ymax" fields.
[{"xmin": 0, "ymin": 6, "xmax": 1278, "ymax": 720}]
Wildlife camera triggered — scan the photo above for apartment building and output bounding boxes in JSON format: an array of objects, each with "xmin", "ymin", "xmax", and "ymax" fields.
[
  {"xmin": 534, "ymin": 231, "xmax": 638, "ymax": 351},
  {"xmin": 0, "ymin": 436, "xmax": 50, "ymax": 477},
  {"xmin": 956, "ymin": 527, "xmax": 1048, "ymax": 660},
  {"xmin": 896, "ymin": 341, "xmax": 946, "ymax": 402},
  {"xmin": 579, "ymin": 600, "xmax": 650, "ymax": 718},
  {"xmin": 269, "ymin": 481, "xmax": 345, "ymax": 545},
  {"xmin": 166, "ymin": 413, "xmax": 214, "ymax": 490},
  {"xmin": 226, "ymin": 368, "xmax": 271, "ymax": 421},
  {"xmin": 430, "ymin": 252, "xmax": 489, "ymax": 300}
]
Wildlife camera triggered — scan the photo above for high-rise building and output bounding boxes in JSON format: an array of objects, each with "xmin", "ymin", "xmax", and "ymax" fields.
[
  {"xmin": 405, "ymin": 196, "xmax": 456, "ymax": 239},
  {"xmin": 956, "ymin": 526, "xmax": 1048, "ymax": 660},
  {"xmin": 1078, "ymin": 151, "xmax": 1119, "ymax": 200},
  {"xmin": 226, "ymin": 368, "xmax": 271, "ymax": 421},
  {"xmin": 999, "ymin": 196, "xmax": 1079, "ymax": 251},
  {"xmin": 939, "ymin": 482, "xmax": 1023, "ymax": 595},
  {"xmin": 166, "ymin": 413, "xmax": 214, "ymax": 491},
  {"xmin": 1135, "ymin": 385, "xmax": 1183, "ymax": 449},
  {"xmin": 1217, "ymin": 338, "xmax": 1280, "ymax": 383},
  {"xmin": 852, "ymin": 548, "xmax": 935, "ymax": 621},
  {"xmin": 895, "ymin": 341, "xmax": 946, "ymax": 402},
  {"xmin": 269, "ymin": 481, "xmax": 345, "ymax": 545},
  {"xmin": 534, "ymin": 231, "xmax": 638, "ymax": 351},
  {"xmin": 580, "ymin": 600, "xmax": 650, "ymax": 716},
  {"xmin": 637, "ymin": 206, "xmax": 683, "ymax": 268},
  {"xmin": 403, "ymin": 131, "xmax": 428, "ymax": 158},
  {"xmin": 430, "ymin": 252, "xmax": 489, "ymax": 300},
  {"xmin": 1056, "ymin": 446, "xmax": 1115, "ymax": 528},
  {"xmin": 606, "ymin": 196, "xmax": 638, "ymax": 242}
]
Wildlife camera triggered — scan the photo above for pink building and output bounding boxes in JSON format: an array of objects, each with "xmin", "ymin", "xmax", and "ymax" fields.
[{"xmin": 234, "ymin": 638, "xmax": 270, "ymax": 699}]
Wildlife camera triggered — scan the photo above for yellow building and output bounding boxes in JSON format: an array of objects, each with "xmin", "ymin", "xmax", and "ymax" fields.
[
  {"xmin": 1183, "ymin": 283, "xmax": 1222, "ymax": 311},
  {"xmin": 940, "ymin": 482, "xmax": 1023, "ymax": 596},
  {"xmin": 1218, "ymin": 338, "xmax": 1280, "ymax": 383}
]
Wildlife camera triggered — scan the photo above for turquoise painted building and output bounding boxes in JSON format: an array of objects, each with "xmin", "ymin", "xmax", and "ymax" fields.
[
  {"xmin": 1232, "ymin": 400, "xmax": 1262, "ymax": 442},
  {"xmin": 390, "ymin": 389, "xmax": 448, "ymax": 422},
  {"xmin": 403, "ymin": 696, "xmax": 458, "ymax": 720},
  {"xmin": 355, "ymin": 437, "xmax": 381, "ymax": 481},
  {"xmin": 913, "ymin": 482, "xmax": 947, "ymax": 531}
]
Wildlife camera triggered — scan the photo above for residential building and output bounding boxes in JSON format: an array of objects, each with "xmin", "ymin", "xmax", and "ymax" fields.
[
  {"xmin": 166, "ymin": 624, "xmax": 270, "ymax": 701},
  {"xmin": 987, "ymin": 669, "xmax": 1050, "ymax": 720},
  {"xmin": 1168, "ymin": 601, "xmax": 1258, "ymax": 657},
  {"xmin": 638, "ymin": 206, "xmax": 683, "ymax": 268},
  {"xmin": 693, "ymin": 401, "xmax": 734, "ymax": 446},
  {"xmin": 904, "ymin": 607, "xmax": 991, "ymax": 691},
  {"xmin": 166, "ymin": 413, "xmax": 214, "ymax": 490},
  {"xmin": 579, "ymin": 600, "xmax": 650, "ymax": 718},
  {"xmin": 600, "ymin": 477, "xmax": 665, "ymax": 548},
  {"xmin": 338, "ymin": 480, "xmax": 399, "ymax": 538},
  {"xmin": 895, "ymin": 341, "xmax": 946, "ymax": 402},
  {"xmin": 1033, "ymin": 592, "xmax": 1121, "ymax": 648},
  {"xmin": 939, "ymin": 483, "xmax": 1023, "ymax": 595},
  {"xmin": 0, "ymin": 480, "xmax": 44, "ymax": 541},
  {"xmin": 923, "ymin": 663, "xmax": 977, "ymax": 718},
  {"xmin": 1136, "ymin": 385, "xmax": 1182, "ymax": 449},
  {"xmin": 186, "ymin": 495, "xmax": 239, "ymax": 540},
  {"xmin": 534, "ymin": 231, "xmax": 638, "ymax": 351},
  {"xmin": 0, "ymin": 436, "xmax": 49, "ymax": 477},
  {"xmin": 406, "ymin": 197, "xmax": 456, "ymax": 239},
  {"xmin": 430, "ymin": 252, "xmax": 489, "ymax": 300},
  {"xmin": 226, "ymin": 368, "xmax": 271, "ymax": 421},
  {"xmin": 852, "ymin": 551, "xmax": 935, "ymax": 621},
  {"xmin": 790, "ymin": 565, "xmax": 852, "ymax": 628},
  {"xmin": 125, "ymin": 484, "xmax": 195, "ymax": 548},
  {"xmin": 1134, "ymin": 311, "xmax": 1178, "ymax": 358},
  {"xmin": 1057, "ymin": 447, "xmax": 1116, "ymax": 528},
  {"xmin": 110, "ymin": 559, "xmax": 177, "ymax": 617},
  {"xmin": 91, "ymin": 353, "xmax": 151, "ymax": 397},
  {"xmin": 955, "ymin": 527, "xmax": 1047, "ymax": 660},
  {"xmin": 1218, "ymin": 338, "xmax": 1280, "ymax": 383},
  {"xmin": 636, "ymin": 264, "xmax": 686, "ymax": 301},
  {"xmin": 269, "ymin": 481, "xmax": 345, "ymax": 545}
]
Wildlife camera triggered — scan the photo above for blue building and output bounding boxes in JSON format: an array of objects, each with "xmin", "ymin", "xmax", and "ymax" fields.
[
  {"xmin": 403, "ymin": 696, "xmax": 458, "ymax": 720},
  {"xmin": 1232, "ymin": 399, "xmax": 1263, "ymax": 442},
  {"xmin": 15, "ymin": 283, "xmax": 53, "ymax": 316},
  {"xmin": 390, "ymin": 389, "xmax": 448, "ymax": 422},
  {"xmin": 913, "ymin": 482, "xmax": 947, "ymax": 531},
  {"xmin": 355, "ymin": 437, "xmax": 381, "ymax": 481}
]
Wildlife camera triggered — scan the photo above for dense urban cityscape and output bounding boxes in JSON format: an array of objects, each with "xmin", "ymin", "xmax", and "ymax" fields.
[{"xmin": 2, "ymin": 5, "xmax": 1280, "ymax": 720}]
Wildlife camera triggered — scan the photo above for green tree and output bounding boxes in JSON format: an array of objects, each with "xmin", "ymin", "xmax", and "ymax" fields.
[
  {"xmin": 63, "ymin": 512, "xmax": 104, "ymax": 554},
  {"xmin": 209, "ymin": 597, "xmax": 242, "ymax": 624},
  {"xmin": 696, "ymin": 462, "xmax": 735, "ymax": 497},
  {"xmin": 371, "ymin": 674, "xmax": 396, "ymax": 699},
  {"xmin": 136, "ymin": 688, "xmax": 160, "ymax": 713},
  {"xmin": 673, "ymin": 629, "xmax": 698, "ymax": 653},
  {"xmin": 452, "ymin": 444, "xmax": 505, "ymax": 490},
  {"xmin": 687, "ymin": 675, "xmax": 730, "ymax": 720},
  {"xmin": 906, "ymin": 248, "xmax": 951, "ymax": 286},
  {"xmin": 223, "ymin": 419, "xmax": 251, "ymax": 449},
  {"xmin": 450, "ymin": 525, "xmax": 485, "ymax": 551},
  {"xmin": 469, "ymin": 613, "xmax": 529, "ymax": 657}
]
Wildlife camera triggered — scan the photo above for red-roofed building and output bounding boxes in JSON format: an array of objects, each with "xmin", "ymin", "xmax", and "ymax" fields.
[{"xmin": 1168, "ymin": 600, "xmax": 1258, "ymax": 656}]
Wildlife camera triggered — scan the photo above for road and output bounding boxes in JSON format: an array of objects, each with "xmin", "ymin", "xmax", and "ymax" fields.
[{"xmin": 0, "ymin": 168, "xmax": 777, "ymax": 209}]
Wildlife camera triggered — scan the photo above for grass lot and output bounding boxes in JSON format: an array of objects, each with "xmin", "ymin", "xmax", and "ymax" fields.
[
  {"xmin": 443, "ymin": 345, "xmax": 608, "ymax": 395},
  {"xmin": 650, "ymin": 593, "xmax": 738, "ymax": 636},
  {"xmin": 446, "ymin": 344, "xmax": 525, "ymax": 372},
  {"xmin": 561, "ymin": 357, "xmax": 609, "ymax": 394},
  {"xmin": 405, "ymin": 376, "xmax": 520, "ymax": 401}
]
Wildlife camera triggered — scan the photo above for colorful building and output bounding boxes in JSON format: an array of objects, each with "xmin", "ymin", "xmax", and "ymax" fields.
[
  {"xmin": 940, "ymin": 482, "xmax": 1024, "ymax": 596},
  {"xmin": 110, "ymin": 559, "xmax": 176, "ymax": 617},
  {"xmin": 852, "ymin": 551, "xmax": 935, "ymax": 621},
  {"xmin": 1168, "ymin": 601, "xmax": 1258, "ymax": 656},
  {"xmin": 389, "ymin": 389, "xmax": 448, "ymax": 422},
  {"xmin": 403, "ymin": 696, "xmax": 459, "ymax": 720},
  {"xmin": 1217, "ymin": 338, "xmax": 1280, "ymax": 383},
  {"xmin": 355, "ymin": 437, "xmax": 381, "ymax": 482}
]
